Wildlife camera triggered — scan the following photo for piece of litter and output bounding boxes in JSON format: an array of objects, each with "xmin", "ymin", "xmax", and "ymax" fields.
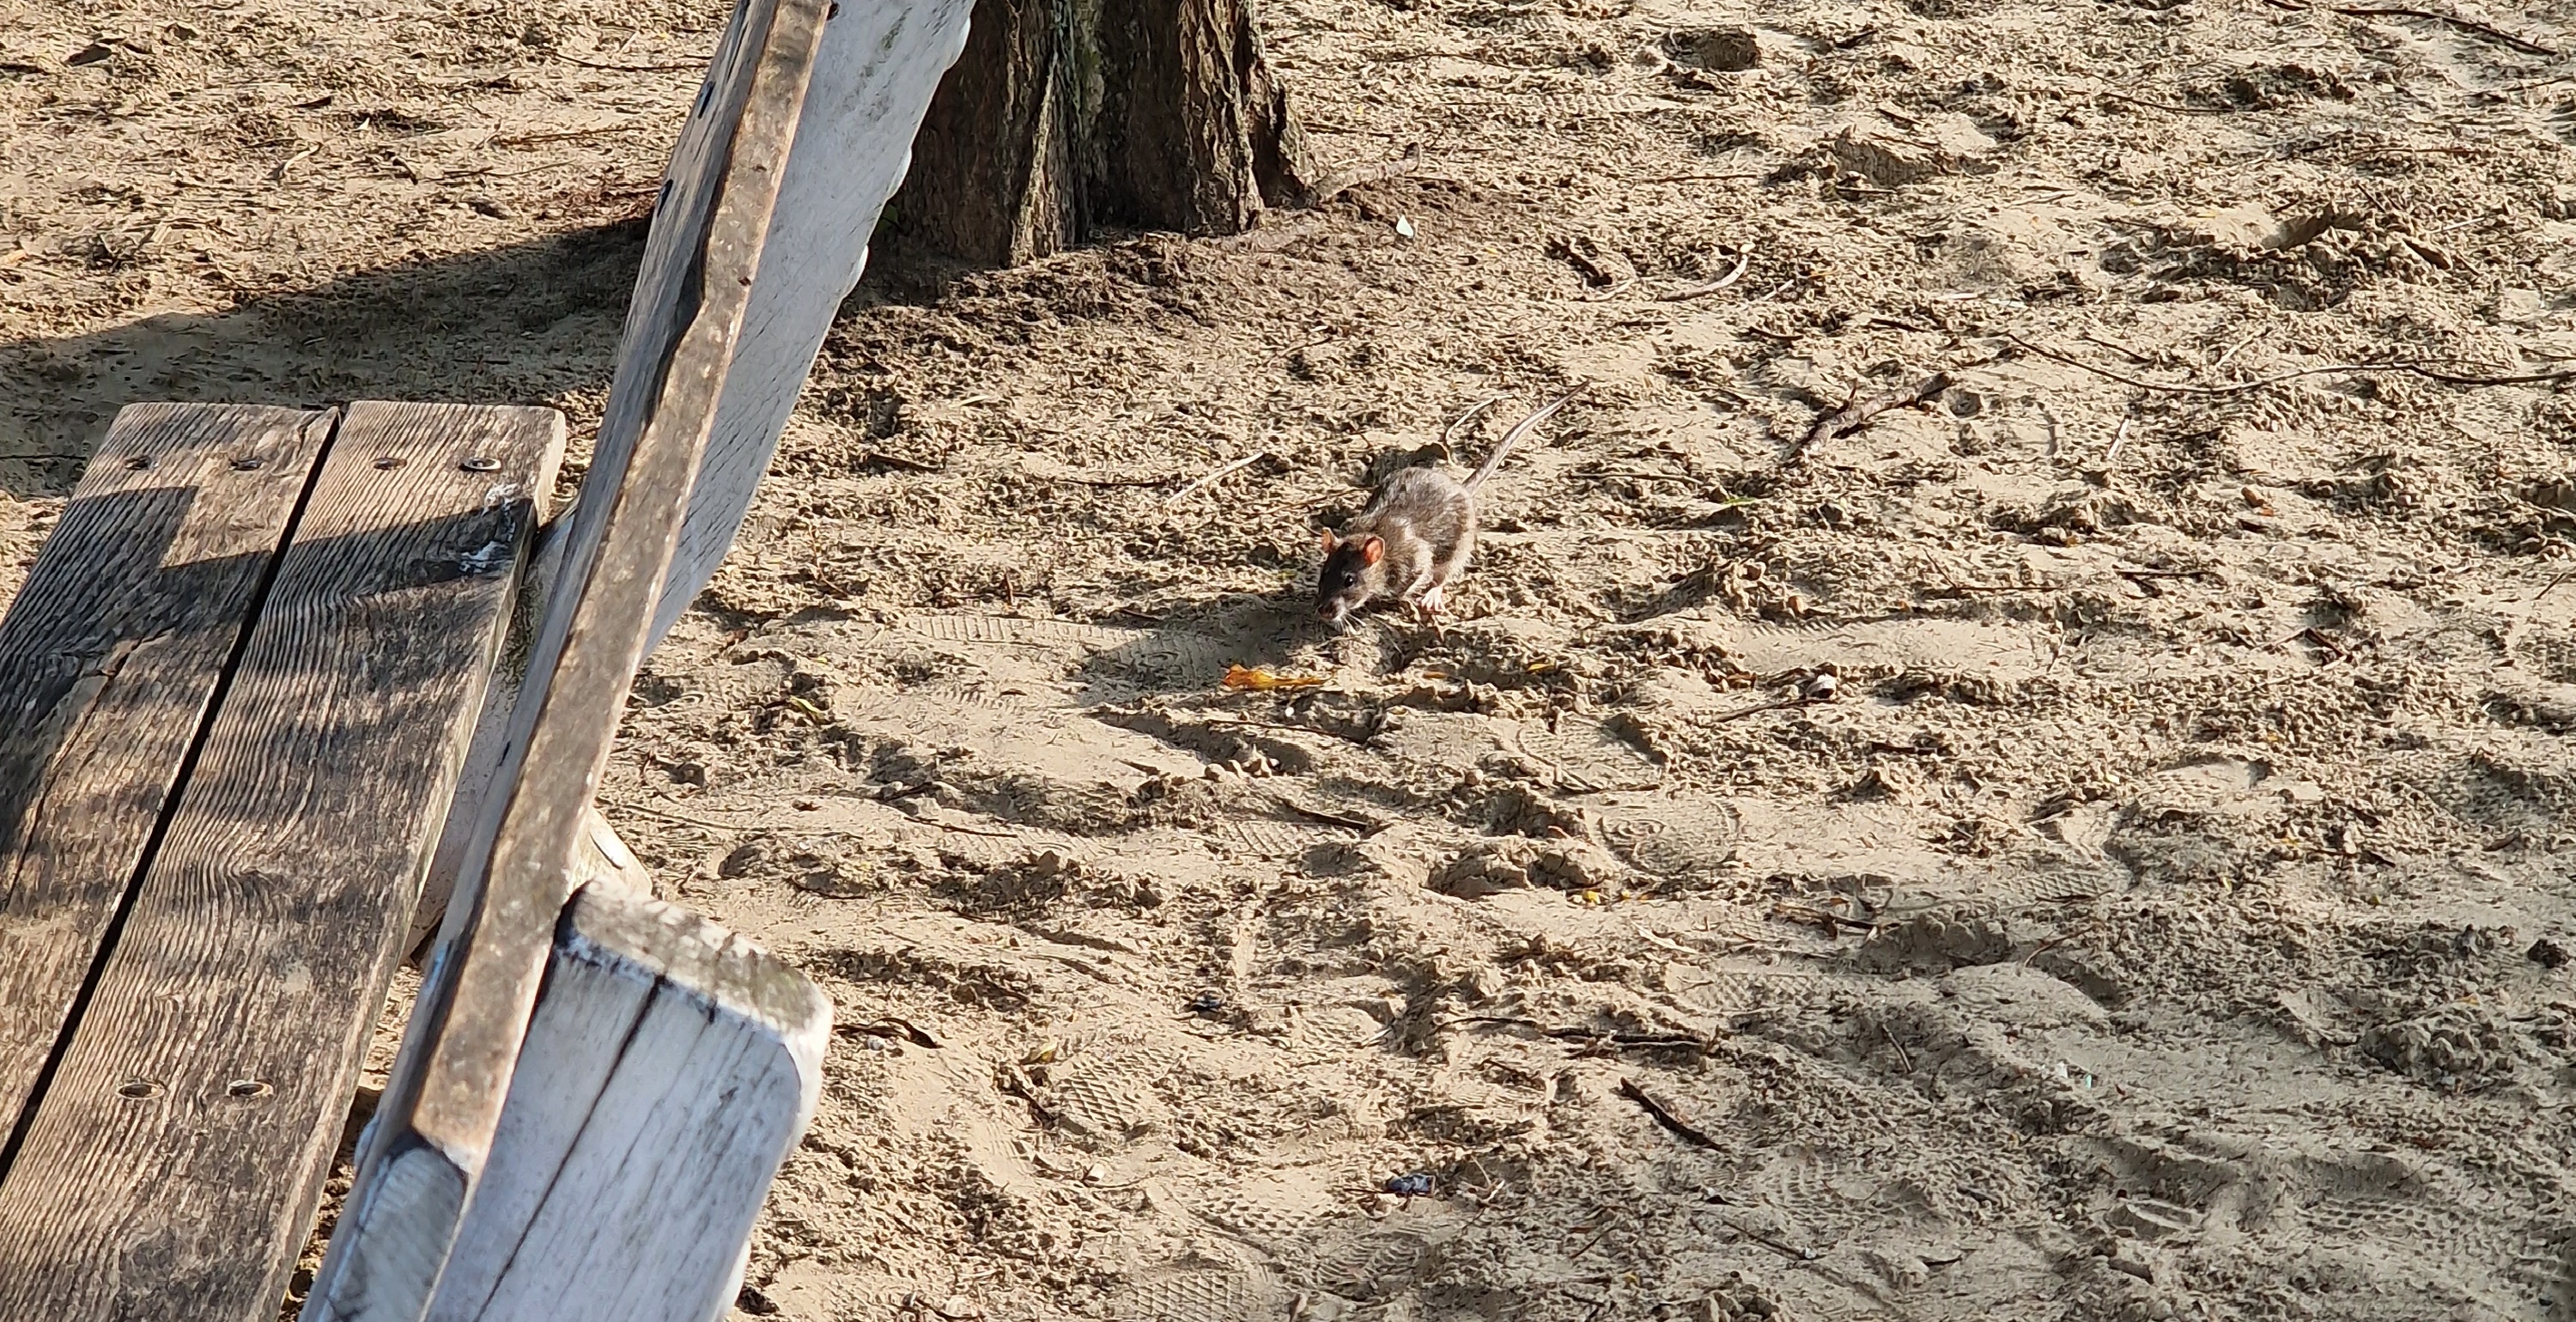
[
  {"xmin": 456, "ymin": 540, "xmax": 508, "ymax": 576},
  {"xmin": 1223, "ymin": 664, "xmax": 1325, "ymax": 691},
  {"xmin": 1385, "ymin": 1173, "xmax": 1434, "ymax": 1197},
  {"xmin": 1394, "ymin": 215, "xmax": 1417, "ymax": 239}
]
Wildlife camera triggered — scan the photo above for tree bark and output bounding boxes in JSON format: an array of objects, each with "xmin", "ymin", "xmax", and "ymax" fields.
[{"xmin": 885, "ymin": 0, "xmax": 1315, "ymax": 264}]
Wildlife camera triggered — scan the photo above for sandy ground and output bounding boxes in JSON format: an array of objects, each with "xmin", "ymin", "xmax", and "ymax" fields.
[{"xmin": 10, "ymin": 0, "xmax": 2576, "ymax": 1316}]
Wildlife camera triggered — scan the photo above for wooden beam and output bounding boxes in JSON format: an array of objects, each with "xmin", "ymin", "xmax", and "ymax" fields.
[
  {"xmin": 0, "ymin": 402, "xmax": 562, "ymax": 1322},
  {"xmin": 0, "ymin": 403, "xmax": 328, "ymax": 1143},
  {"xmin": 406, "ymin": 0, "xmax": 977, "ymax": 955},
  {"xmin": 422, "ymin": 884, "xmax": 828, "ymax": 1322},
  {"xmin": 307, "ymin": 1, "xmax": 831, "ymax": 1313},
  {"xmin": 648, "ymin": 0, "xmax": 975, "ymax": 647},
  {"xmin": 321, "ymin": 0, "xmax": 974, "ymax": 1307}
]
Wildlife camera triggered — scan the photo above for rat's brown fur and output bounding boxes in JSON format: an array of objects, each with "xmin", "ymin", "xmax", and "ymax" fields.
[{"xmin": 1316, "ymin": 393, "xmax": 1573, "ymax": 628}]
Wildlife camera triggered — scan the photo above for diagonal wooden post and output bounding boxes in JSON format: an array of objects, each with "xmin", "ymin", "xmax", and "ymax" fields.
[{"xmin": 303, "ymin": 0, "xmax": 971, "ymax": 1315}]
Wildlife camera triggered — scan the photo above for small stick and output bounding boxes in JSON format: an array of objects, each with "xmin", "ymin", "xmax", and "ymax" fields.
[
  {"xmin": 2093, "ymin": 89, "xmax": 2229, "ymax": 116},
  {"xmin": 2104, "ymin": 418, "xmax": 2132, "ymax": 469},
  {"xmin": 2284, "ymin": 0, "xmax": 2560, "ymax": 56},
  {"xmin": 1796, "ymin": 371, "xmax": 1953, "ymax": 461},
  {"xmin": 2004, "ymin": 333, "xmax": 2576, "ymax": 395},
  {"xmin": 1165, "ymin": 451, "xmax": 1268, "ymax": 506},
  {"xmin": 552, "ymin": 52, "xmax": 707, "ymax": 71},
  {"xmin": 1618, "ymin": 1078, "xmax": 1721, "ymax": 1149},
  {"xmin": 1880, "ymin": 1022, "xmax": 1914, "ymax": 1074},
  {"xmin": 1442, "ymin": 397, "xmax": 1505, "ymax": 448},
  {"xmin": 1654, "ymin": 247, "xmax": 1755, "ymax": 300},
  {"xmin": 492, "ymin": 124, "xmax": 652, "ymax": 148}
]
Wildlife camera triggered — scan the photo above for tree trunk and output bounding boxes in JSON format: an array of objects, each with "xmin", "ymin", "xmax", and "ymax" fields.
[{"xmin": 886, "ymin": 0, "xmax": 1315, "ymax": 264}]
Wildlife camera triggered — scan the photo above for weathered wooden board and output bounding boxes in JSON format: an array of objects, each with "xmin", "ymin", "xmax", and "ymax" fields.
[
  {"xmin": 0, "ymin": 403, "xmax": 328, "ymax": 1146},
  {"xmin": 0, "ymin": 403, "xmax": 562, "ymax": 1322},
  {"xmin": 308, "ymin": 0, "xmax": 832, "ymax": 1314},
  {"xmin": 407, "ymin": 0, "xmax": 976, "ymax": 955},
  {"xmin": 423, "ymin": 884, "xmax": 828, "ymax": 1322},
  {"xmin": 648, "ymin": 0, "xmax": 975, "ymax": 646}
]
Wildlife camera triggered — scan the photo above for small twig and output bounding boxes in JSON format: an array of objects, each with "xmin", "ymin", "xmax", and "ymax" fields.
[
  {"xmin": 2093, "ymin": 89, "xmax": 2230, "ymax": 115},
  {"xmin": 1165, "ymin": 451, "xmax": 1268, "ymax": 506},
  {"xmin": 611, "ymin": 800, "xmax": 756, "ymax": 831},
  {"xmin": 1443, "ymin": 397, "xmax": 1505, "ymax": 448},
  {"xmin": 1269, "ymin": 796, "xmax": 1382, "ymax": 834},
  {"xmin": 1636, "ymin": 171, "xmax": 1770, "ymax": 184},
  {"xmin": 2103, "ymin": 418, "xmax": 2133, "ymax": 470},
  {"xmin": 1654, "ymin": 247, "xmax": 1755, "ymax": 300},
  {"xmin": 1712, "ymin": 696, "xmax": 1802, "ymax": 722},
  {"xmin": 2003, "ymin": 333, "xmax": 2576, "ymax": 395},
  {"xmin": 2281, "ymin": 0, "xmax": 2560, "ymax": 56},
  {"xmin": 1050, "ymin": 470, "xmax": 1170, "ymax": 488},
  {"xmin": 492, "ymin": 123, "xmax": 653, "ymax": 148},
  {"xmin": 552, "ymin": 52, "xmax": 708, "ymax": 71},
  {"xmin": 2291, "ymin": 625, "xmax": 2350, "ymax": 661},
  {"xmin": 1796, "ymin": 372, "xmax": 1953, "ymax": 461},
  {"xmin": 271, "ymin": 145, "xmax": 319, "ymax": 182},
  {"xmin": 1619, "ymin": 1078, "xmax": 1721, "ymax": 1148},
  {"xmin": 1880, "ymin": 1022, "xmax": 1914, "ymax": 1074}
]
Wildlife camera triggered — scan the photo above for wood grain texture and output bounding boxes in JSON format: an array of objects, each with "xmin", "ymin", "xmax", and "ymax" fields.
[
  {"xmin": 423, "ymin": 884, "xmax": 828, "ymax": 1322},
  {"xmin": 0, "ymin": 403, "xmax": 328, "ymax": 1142},
  {"xmin": 407, "ymin": 0, "xmax": 973, "ymax": 952},
  {"xmin": 307, "ymin": 3, "xmax": 829, "ymax": 1315},
  {"xmin": 0, "ymin": 403, "xmax": 562, "ymax": 1322},
  {"xmin": 648, "ymin": 0, "xmax": 974, "ymax": 646}
]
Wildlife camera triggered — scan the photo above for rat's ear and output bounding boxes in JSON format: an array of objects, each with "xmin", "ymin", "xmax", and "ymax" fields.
[
  {"xmin": 1319, "ymin": 530, "xmax": 1338, "ymax": 555},
  {"xmin": 1358, "ymin": 536, "xmax": 1385, "ymax": 566}
]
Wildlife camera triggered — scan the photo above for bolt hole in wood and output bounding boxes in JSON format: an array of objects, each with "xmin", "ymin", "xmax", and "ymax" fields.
[
  {"xmin": 227, "ymin": 1079, "xmax": 273, "ymax": 1099},
  {"xmin": 374, "ymin": 457, "xmax": 407, "ymax": 470},
  {"xmin": 459, "ymin": 457, "xmax": 501, "ymax": 472},
  {"xmin": 231, "ymin": 458, "xmax": 264, "ymax": 471},
  {"xmin": 125, "ymin": 454, "xmax": 154, "ymax": 470},
  {"xmin": 115, "ymin": 1080, "xmax": 161, "ymax": 1100}
]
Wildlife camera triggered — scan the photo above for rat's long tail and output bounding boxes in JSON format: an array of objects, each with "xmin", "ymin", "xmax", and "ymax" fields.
[{"xmin": 1465, "ymin": 391, "xmax": 1577, "ymax": 490}]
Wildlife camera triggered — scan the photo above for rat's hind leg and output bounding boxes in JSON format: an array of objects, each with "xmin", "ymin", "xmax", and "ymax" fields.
[{"xmin": 1416, "ymin": 529, "xmax": 1474, "ymax": 618}]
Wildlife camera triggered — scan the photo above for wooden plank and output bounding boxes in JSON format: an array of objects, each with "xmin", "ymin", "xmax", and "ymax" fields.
[
  {"xmin": 0, "ymin": 403, "xmax": 328, "ymax": 1142},
  {"xmin": 307, "ymin": 2, "xmax": 831, "ymax": 1314},
  {"xmin": 647, "ymin": 0, "xmax": 975, "ymax": 646},
  {"xmin": 0, "ymin": 402, "xmax": 563, "ymax": 1322},
  {"xmin": 423, "ymin": 884, "xmax": 829, "ymax": 1322},
  {"xmin": 322, "ymin": 0, "xmax": 975, "ymax": 1307},
  {"xmin": 407, "ymin": 0, "xmax": 976, "ymax": 951}
]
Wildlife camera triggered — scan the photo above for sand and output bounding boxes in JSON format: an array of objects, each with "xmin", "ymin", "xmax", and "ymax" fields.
[{"xmin": 8, "ymin": 0, "xmax": 2576, "ymax": 1315}]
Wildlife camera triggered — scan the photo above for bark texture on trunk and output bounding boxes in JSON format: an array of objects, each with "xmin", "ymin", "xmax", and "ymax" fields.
[{"xmin": 886, "ymin": 0, "xmax": 1313, "ymax": 264}]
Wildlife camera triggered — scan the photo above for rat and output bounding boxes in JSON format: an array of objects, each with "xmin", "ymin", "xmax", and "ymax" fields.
[{"xmin": 1315, "ymin": 391, "xmax": 1575, "ymax": 629}]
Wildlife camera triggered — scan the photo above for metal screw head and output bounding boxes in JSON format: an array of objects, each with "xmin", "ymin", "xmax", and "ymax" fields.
[
  {"xmin": 459, "ymin": 457, "xmax": 501, "ymax": 473},
  {"xmin": 231, "ymin": 457, "xmax": 264, "ymax": 471},
  {"xmin": 374, "ymin": 456, "xmax": 406, "ymax": 470}
]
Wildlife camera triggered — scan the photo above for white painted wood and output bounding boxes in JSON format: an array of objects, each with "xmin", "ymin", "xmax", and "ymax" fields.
[
  {"xmin": 422, "ymin": 884, "xmax": 829, "ymax": 1322},
  {"xmin": 317, "ymin": 0, "xmax": 967, "ymax": 1312},
  {"xmin": 647, "ymin": 0, "xmax": 974, "ymax": 648},
  {"xmin": 412, "ymin": 0, "xmax": 972, "ymax": 949}
]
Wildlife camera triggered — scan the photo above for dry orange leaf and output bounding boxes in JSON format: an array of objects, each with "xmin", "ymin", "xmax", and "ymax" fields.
[{"xmin": 1223, "ymin": 664, "xmax": 1325, "ymax": 692}]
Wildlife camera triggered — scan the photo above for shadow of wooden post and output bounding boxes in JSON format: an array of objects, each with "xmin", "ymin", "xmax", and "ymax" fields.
[{"xmin": 302, "ymin": 0, "xmax": 974, "ymax": 1317}]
